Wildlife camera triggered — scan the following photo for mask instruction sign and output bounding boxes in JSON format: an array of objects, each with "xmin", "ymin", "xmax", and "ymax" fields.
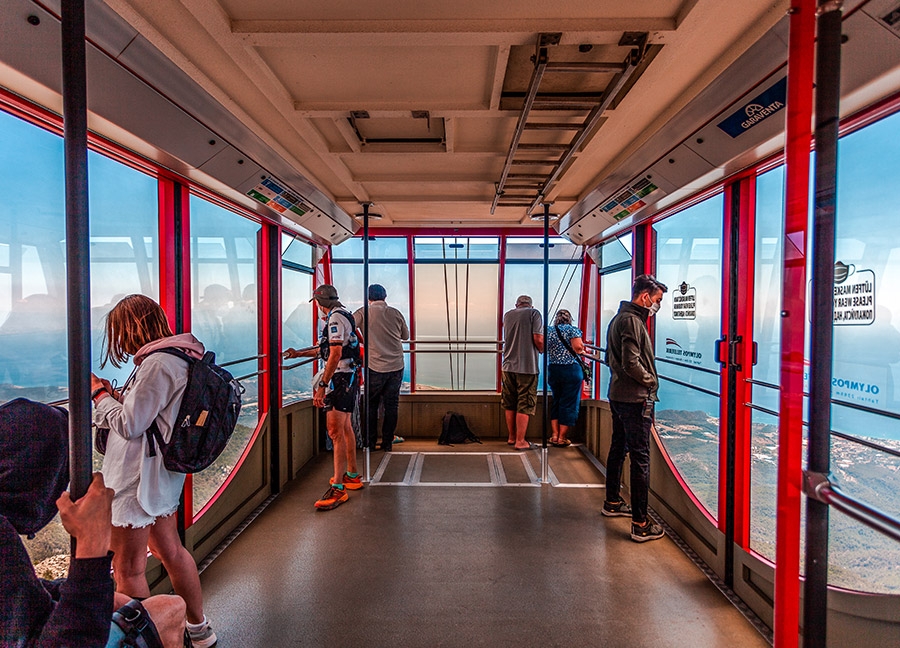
[
  {"xmin": 672, "ymin": 282, "xmax": 697, "ymax": 320},
  {"xmin": 833, "ymin": 261, "xmax": 875, "ymax": 326}
]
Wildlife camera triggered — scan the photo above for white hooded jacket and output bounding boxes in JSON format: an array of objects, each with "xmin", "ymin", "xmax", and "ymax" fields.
[{"xmin": 93, "ymin": 333, "xmax": 205, "ymax": 520}]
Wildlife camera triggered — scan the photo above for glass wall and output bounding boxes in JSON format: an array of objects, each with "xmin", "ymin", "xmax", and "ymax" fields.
[
  {"xmin": 189, "ymin": 195, "xmax": 261, "ymax": 516},
  {"xmin": 597, "ymin": 235, "xmax": 634, "ymax": 398},
  {"xmin": 330, "ymin": 237, "xmax": 411, "ymax": 389},
  {"xmin": 282, "ymin": 235, "xmax": 315, "ymax": 403},
  {"xmin": 653, "ymin": 195, "xmax": 724, "ymax": 518}
]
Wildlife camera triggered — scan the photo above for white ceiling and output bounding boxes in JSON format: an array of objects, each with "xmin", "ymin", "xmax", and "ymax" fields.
[{"xmin": 98, "ymin": 0, "xmax": 788, "ymax": 228}]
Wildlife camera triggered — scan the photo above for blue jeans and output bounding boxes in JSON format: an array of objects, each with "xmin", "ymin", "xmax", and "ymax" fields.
[
  {"xmin": 365, "ymin": 368, "xmax": 403, "ymax": 449},
  {"xmin": 548, "ymin": 363, "xmax": 583, "ymax": 427},
  {"xmin": 606, "ymin": 400, "xmax": 653, "ymax": 524}
]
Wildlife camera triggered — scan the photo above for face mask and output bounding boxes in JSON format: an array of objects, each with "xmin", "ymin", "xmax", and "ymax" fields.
[{"xmin": 648, "ymin": 300, "xmax": 660, "ymax": 316}]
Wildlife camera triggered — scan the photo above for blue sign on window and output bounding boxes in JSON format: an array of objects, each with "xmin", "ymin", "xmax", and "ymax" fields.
[{"xmin": 716, "ymin": 77, "xmax": 787, "ymax": 139}]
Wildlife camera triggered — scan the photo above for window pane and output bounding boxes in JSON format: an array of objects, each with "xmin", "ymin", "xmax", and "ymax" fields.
[
  {"xmin": 332, "ymin": 236, "xmax": 408, "ymax": 259},
  {"xmin": 0, "ymin": 109, "xmax": 66, "ymax": 402},
  {"xmin": 599, "ymin": 234, "xmax": 633, "ymax": 269},
  {"xmin": 189, "ymin": 195, "xmax": 260, "ymax": 517},
  {"xmin": 89, "ymin": 152, "xmax": 159, "ymax": 388},
  {"xmin": 502, "ymin": 263, "xmax": 582, "ymax": 320},
  {"xmin": 414, "ymin": 262, "xmax": 498, "ymax": 390},
  {"xmin": 653, "ymin": 195, "xmax": 724, "ymax": 519},
  {"xmin": 414, "ymin": 237, "xmax": 499, "ymax": 260},
  {"xmin": 331, "ymin": 262, "xmax": 411, "ymax": 390},
  {"xmin": 283, "ymin": 267, "xmax": 314, "ymax": 403},
  {"xmin": 505, "ymin": 236, "xmax": 580, "ymax": 260},
  {"xmin": 282, "ymin": 235, "xmax": 314, "ymax": 268},
  {"xmin": 599, "ymin": 269, "xmax": 633, "ymax": 398}
]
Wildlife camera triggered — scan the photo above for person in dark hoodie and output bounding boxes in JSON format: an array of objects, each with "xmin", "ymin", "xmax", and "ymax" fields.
[
  {"xmin": 91, "ymin": 295, "xmax": 215, "ymax": 648},
  {"xmin": 602, "ymin": 274, "xmax": 668, "ymax": 543},
  {"xmin": 0, "ymin": 397, "xmax": 186, "ymax": 647}
]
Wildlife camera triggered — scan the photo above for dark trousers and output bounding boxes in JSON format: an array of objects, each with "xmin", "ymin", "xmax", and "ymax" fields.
[
  {"xmin": 365, "ymin": 368, "xmax": 403, "ymax": 449},
  {"xmin": 606, "ymin": 400, "xmax": 652, "ymax": 524}
]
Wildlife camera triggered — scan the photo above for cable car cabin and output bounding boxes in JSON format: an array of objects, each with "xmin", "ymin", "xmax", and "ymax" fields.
[{"xmin": 1, "ymin": 1, "xmax": 899, "ymax": 646}]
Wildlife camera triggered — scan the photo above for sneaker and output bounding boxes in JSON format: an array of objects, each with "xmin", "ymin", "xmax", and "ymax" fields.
[
  {"xmin": 187, "ymin": 616, "xmax": 217, "ymax": 648},
  {"xmin": 393, "ymin": 435, "xmax": 404, "ymax": 444},
  {"xmin": 601, "ymin": 499, "xmax": 633, "ymax": 517},
  {"xmin": 631, "ymin": 520, "xmax": 665, "ymax": 543},
  {"xmin": 330, "ymin": 472, "xmax": 364, "ymax": 490},
  {"xmin": 315, "ymin": 485, "xmax": 349, "ymax": 510}
]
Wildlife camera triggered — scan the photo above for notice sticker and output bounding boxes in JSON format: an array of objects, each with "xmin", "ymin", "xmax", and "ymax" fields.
[
  {"xmin": 672, "ymin": 281, "xmax": 697, "ymax": 320},
  {"xmin": 833, "ymin": 262, "xmax": 875, "ymax": 326}
]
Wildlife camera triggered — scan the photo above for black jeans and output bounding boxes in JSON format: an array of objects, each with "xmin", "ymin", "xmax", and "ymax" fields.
[
  {"xmin": 365, "ymin": 368, "xmax": 403, "ymax": 449},
  {"xmin": 606, "ymin": 400, "xmax": 653, "ymax": 524}
]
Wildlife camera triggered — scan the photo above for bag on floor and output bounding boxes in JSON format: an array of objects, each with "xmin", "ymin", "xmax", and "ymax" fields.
[{"xmin": 439, "ymin": 411, "xmax": 481, "ymax": 445}]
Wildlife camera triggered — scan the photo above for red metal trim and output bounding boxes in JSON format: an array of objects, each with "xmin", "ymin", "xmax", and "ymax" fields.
[
  {"xmin": 717, "ymin": 178, "xmax": 756, "ymax": 543},
  {"xmin": 192, "ymin": 414, "xmax": 267, "ymax": 523},
  {"xmin": 365, "ymin": 226, "xmax": 547, "ymax": 237},
  {"xmin": 579, "ymin": 251, "xmax": 593, "ymax": 399},
  {"xmin": 497, "ymin": 235, "xmax": 508, "ymax": 392},
  {"xmin": 735, "ymin": 176, "xmax": 756, "ymax": 548},
  {"xmin": 407, "ymin": 236, "xmax": 417, "ymax": 393},
  {"xmin": 259, "ymin": 226, "xmax": 276, "ymax": 414},
  {"xmin": 718, "ymin": 184, "xmax": 734, "ymax": 532},
  {"xmin": 774, "ymin": 2, "xmax": 815, "ymax": 646},
  {"xmin": 158, "ymin": 178, "xmax": 178, "ymax": 325},
  {"xmin": 593, "ymin": 257, "xmax": 603, "ymax": 400}
]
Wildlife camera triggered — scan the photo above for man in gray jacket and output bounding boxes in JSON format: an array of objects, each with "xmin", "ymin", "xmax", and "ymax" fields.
[{"xmin": 603, "ymin": 274, "xmax": 668, "ymax": 542}]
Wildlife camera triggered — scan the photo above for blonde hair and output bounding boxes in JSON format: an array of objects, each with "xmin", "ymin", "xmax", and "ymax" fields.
[{"xmin": 100, "ymin": 294, "xmax": 173, "ymax": 368}]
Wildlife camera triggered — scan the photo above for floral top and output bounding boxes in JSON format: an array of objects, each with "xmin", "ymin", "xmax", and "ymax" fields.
[{"xmin": 547, "ymin": 324, "xmax": 583, "ymax": 365}]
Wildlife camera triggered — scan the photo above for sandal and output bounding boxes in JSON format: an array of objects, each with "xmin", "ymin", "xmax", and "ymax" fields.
[{"xmin": 558, "ymin": 438, "xmax": 572, "ymax": 447}]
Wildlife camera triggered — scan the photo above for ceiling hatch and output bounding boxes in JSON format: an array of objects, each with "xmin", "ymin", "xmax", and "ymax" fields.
[{"xmin": 348, "ymin": 111, "xmax": 446, "ymax": 151}]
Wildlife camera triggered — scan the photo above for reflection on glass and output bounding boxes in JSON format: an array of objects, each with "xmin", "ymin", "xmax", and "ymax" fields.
[
  {"xmin": 655, "ymin": 380, "xmax": 720, "ymax": 515},
  {"xmin": 282, "ymin": 268, "xmax": 313, "ymax": 403},
  {"xmin": 599, "ymin": 269, "xmax": 631, "ymax": 398},
  {"xmin": 414, "ymin": 263, "xmax": 498, "ymax": 390},
  {"xmin": 505, "ymin": 236, "xmax": 580, "ymax": 260},
  {"xmin": 192, "ymin": 375, "xmax": 259, "ymax": 517},
  {"xmin": 189, "ymin": 195, "xmax": 260, "ymax": 515},
  {"xmin": 282, "ymin": 235, "xmax": 314, "ymax": 268},
  {"xmin": 331, "ymin": 262, "xmax": 411, "ymax": 390},
  {"xmin": 599, "ymin": 234, "xmax": 633, "ymax": 269},
  {"xmin": 653, "ymin": 196, "xmax": 723, "ymax": 519}
]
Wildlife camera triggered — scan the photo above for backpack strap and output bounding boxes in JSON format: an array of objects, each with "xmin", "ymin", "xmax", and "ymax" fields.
[
  {"xmin": 141, "ymin": 347, "xmax": 195, "ymax": 459},
  {"xmin": 111, "ymin": 599, "xmax": 164, "ymax": 648}
]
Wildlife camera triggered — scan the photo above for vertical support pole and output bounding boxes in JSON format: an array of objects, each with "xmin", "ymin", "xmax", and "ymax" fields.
[
  {"xmin": 541, "ymin": 203, "xmax": 550, "ymax": 484},
  {"xmin": 362, "ymin": 204, "xmax": 371, "ymax": 482},
  {"xmin": 61, "ymin": 0, "xmax": 91, "ymax": 504},
  {"xmin": 264, "ymin": 224, "xmax": 282, "ymax": 494},
  {"xmin": 804, "ymin": 2, "xmax": 842, "ymax": 646},
  {"xmin": 407, "ymin": 236, "xmax": 417, "ymax": 393},
  {"xmin": 579, "ymin": 251, "xmax": 593, "ymax": 399},
  {"xmin": 775, "ymin": 1, "xmax": 816, "ymax": 646}
]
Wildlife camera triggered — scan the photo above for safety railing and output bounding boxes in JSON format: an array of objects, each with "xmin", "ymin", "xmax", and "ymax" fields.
[{"xmin": 804, "ymin": 471, "xmax": 900, "ymax": 544}]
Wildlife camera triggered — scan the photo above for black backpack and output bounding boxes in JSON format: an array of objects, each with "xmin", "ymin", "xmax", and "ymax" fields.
[
  {"xmin": 144, "ymin": 348, "xmax": 243, "ymax": 473},
  {"xmin": 439, "ymin": 411, "xmax": 482, "ymax": 445},
  {"xmin": 318, "ymin": 309, "xmax": 362, "ymax": 367}
]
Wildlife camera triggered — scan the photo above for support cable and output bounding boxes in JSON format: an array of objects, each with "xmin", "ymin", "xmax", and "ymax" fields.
[{"xmin": 441, "ymin": 239, "xmax": 455, "ymax": 390}]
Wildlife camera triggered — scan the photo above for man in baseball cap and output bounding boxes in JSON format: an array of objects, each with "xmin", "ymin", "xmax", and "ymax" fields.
[{"xmin": 309, "ymin": 284, "xmax": 344, "ymax": 308}]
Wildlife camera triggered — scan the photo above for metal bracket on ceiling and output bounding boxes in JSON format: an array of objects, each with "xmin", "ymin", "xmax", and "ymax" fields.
[
  {"xmin": 619, "ymin": 31, "xmax": 649, "ymax": 66},
  {"xmin": 349, "ymin": 110, "xmax": 369, "ymax": 145}
]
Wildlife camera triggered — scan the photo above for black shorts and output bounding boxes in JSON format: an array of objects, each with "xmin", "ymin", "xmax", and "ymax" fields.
[{"xmin": 324, "ymin": 371, "xmax": 360, "ymax": 413}]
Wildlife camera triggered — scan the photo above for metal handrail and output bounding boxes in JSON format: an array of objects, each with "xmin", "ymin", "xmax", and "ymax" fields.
[
  {"xmin": 282, "ymin": 357, "xmax": 316, "ymax": 371},
  {"xmin": 219, "ymin": 353, "xmax": 265, "ymax": 368},
  {"xmin": 403, "ymin": 339, "xmax": 503, "ymax": 345},
  {"xmin": 804, "ymin": 472, "xmax": 900, "ymax": 544}
]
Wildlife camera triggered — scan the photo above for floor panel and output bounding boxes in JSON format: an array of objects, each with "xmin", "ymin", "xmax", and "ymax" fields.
[{"xmin": 198, "ymin": 440, "xmax": 770, "ymax": 648}]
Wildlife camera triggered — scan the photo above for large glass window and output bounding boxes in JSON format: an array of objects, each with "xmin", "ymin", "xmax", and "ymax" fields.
[
  {"xmin": 653, "ymin": 195, "xmax": 724, "ymax": 518},
  {"xmin": 330, "ymin": 237, "xmax": 411, "ymax": 389},
  {"xmin": 190, "ymin": 195, "xmax": 260, "ymax": 516},
  {"xmin": 282, "ymin": 235, "xmax": 315, "ymax": 403},
  {"xmin": 597, "ymin": 235, "xmax": 634, "ymax": 398}
]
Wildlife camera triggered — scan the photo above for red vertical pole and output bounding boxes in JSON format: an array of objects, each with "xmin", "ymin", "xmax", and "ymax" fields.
[
  {"xmin": 407, "ymin": 235, "xmax": 417, "ymax": 393},
  {"xmin": 579, "ymin": 251, "xmax": 593, "ymax": 399},
  {"xmin": 497, "ymin": 235, "xmax": 507, "ymax": 393},
  {"xmin": 775, "ymin": 1, "xmax": 815, "ymax": 645}
]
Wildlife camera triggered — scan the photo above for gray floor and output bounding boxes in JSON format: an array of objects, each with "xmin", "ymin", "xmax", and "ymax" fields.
[{"xmin": 198, "ymin": 440, "xmax": 771, "ymax": 647}]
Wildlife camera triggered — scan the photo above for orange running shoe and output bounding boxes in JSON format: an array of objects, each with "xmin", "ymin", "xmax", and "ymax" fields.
[
  {"xmin": 315, "ymin": 485, "xmax": 349, "ymax": 510},
  {"xmin": 330, "ymin": 472, "xmax": 364, "ymax": 490}
]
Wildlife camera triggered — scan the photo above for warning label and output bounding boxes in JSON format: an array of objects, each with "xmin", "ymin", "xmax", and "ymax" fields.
[
  {"xmin": 833, "ymin": 267, "xmax": 875, "ymax": 326},
  {"xmin": 672, "ymin": 282, "xmax": 697, "ymax": 320}
]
